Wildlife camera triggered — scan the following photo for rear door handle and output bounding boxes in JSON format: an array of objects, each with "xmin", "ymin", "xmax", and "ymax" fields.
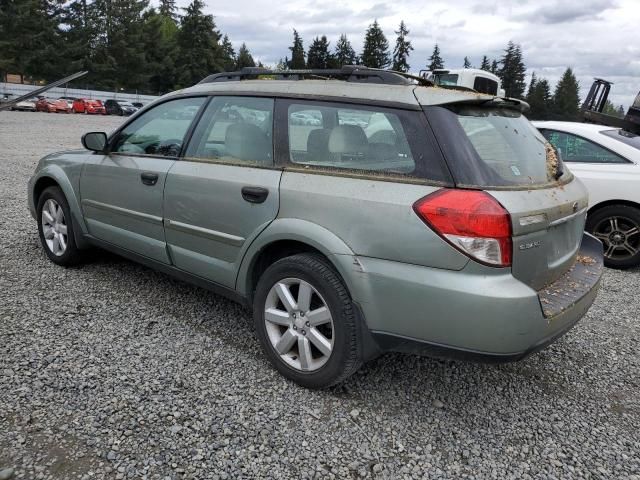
[
  {"xmin": 141, "ymin": 172, "xmax": 158, "ymax": 186},
  {"xmin": 241, "ymin": 186, "xmax": 269, "ymax": 204}
]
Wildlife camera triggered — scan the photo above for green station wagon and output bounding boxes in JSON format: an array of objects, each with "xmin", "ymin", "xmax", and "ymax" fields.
[{"xmin": 28, "ymin": 66, "xmax": 603, "ymax": 388}]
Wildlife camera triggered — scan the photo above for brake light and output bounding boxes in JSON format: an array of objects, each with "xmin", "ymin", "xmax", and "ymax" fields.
[{"xmin": 413, "ymin": 189, "xmax": 512, "ymax": 267}]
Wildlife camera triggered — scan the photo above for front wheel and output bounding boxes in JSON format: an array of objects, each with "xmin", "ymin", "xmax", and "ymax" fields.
[
  {"xmin": 253, "ymin": 253, "xmax": 363, "ymax": 388},
  {"xmin": 586, "ymin": 204, "xmax": 640, "ymax": 269},
  {"xmin": 37, "ymin": 186, "xmax": 84, "ymax": 266}
]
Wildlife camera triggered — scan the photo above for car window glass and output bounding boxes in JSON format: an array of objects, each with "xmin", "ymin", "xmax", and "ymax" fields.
[
  {"xmin": 185, "ymin": 96, "xmax": 274, "ymax": 165},
  {"xmin": 600, "ymin": 129, "xmax": 640, "ymax": 151},
  {"xmin": 112, "ymin": 97, "xmax": 205, "ymax": 157},
  {"xmin": 541, "ymin": 129, "xmax": 627, "ymax": 163},
  {"xmin": 288, "ymin": 103, "xmax": 416, "ymax": 175}
]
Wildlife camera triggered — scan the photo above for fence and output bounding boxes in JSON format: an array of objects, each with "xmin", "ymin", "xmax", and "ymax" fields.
[{"xmin": 0, "ymin": 82, "xmax": 158, "ymax": 104}]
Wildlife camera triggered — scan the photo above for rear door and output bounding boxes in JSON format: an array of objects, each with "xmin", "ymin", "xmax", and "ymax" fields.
[
  {"xmin": 80, "ymin": 96, "xmax": 206, "ymax": 263},
  {"xmin": 425, "ymin": 104, "xmax": 590, "ymax": 290},
  {"xmin": 163, "ymin": 96, "xmax": 281, "ymax": 288}
]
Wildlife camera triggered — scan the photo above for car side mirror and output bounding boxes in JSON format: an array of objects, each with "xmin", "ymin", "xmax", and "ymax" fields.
[{"xmin": 82, "ymin": 132, "xmax": 107, "ymax": 152}]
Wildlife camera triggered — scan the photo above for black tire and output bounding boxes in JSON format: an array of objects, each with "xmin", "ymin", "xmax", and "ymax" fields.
[
  {"xmin": 253, "ymin": 253, "xmax": 363, "ymax": 389},
  {"xmin": 586, "ymin": 204, "xmax": 640, "ymax": 269},
  {"xmin": 36, "ymin": 186, "xmax": 84, "ymax": 266}
]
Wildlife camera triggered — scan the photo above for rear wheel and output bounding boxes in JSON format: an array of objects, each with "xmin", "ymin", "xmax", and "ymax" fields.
[
  {"xmin": 37, "ymin": 187, "xmax": 84, "ymax": 266},
  {"xmin": 586, "ymin": 204, "xmax": 640, "ymax": 268},
  {"xmin": 253, "ymin": 253, "xmax": 363, "ymax": 388}
]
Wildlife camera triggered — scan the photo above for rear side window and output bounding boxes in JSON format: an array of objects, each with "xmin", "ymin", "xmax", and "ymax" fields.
[
  {"xmin": 600, "ymin": 129, "xmax": 640, "ymax": 152},
  {"xmin": 285, "ymin": 101, "xmax": 450, "ymax": 183},
  {"xmin": 541, "ymin": 129, "xmax": 628, "ymax": 163},
  {"xmin": 185, "ymin": 96, "xmax": 274, "ymax": 165},
  {"xmin": 426, "ymin": 105, "xmax": 567, "ymax": 188},
  {"xmin": 473, "ymin": 77, "xmax": 498, "ymax": 95}
]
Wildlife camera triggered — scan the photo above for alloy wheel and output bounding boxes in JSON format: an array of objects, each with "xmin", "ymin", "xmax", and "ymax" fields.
[
  {"xmin": 41, "ymin": 199, "xmax": 68, "ymax": 256},
  {"xmin": 592, "ymin": 215, "xmax": 639, "ymax": 261},
  {"xmin": 264, "ymin": 277, "xmax": 334, "ymax": 372}
]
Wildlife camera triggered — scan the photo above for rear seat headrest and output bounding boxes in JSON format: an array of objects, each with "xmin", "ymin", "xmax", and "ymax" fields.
[{"xmin": 328, "ymin": 125, "xmax": 368, "ymax": 154}]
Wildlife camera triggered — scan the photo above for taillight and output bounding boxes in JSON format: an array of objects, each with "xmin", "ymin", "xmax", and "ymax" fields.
[{"xmin": 413, "ymin": 189, "xmax": 512, "ymax": 267}]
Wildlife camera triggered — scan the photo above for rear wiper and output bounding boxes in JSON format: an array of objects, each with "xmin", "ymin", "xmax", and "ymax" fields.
[{"xmin": 555, "ymin": 147, "xmax": 565, "ymax": 180}]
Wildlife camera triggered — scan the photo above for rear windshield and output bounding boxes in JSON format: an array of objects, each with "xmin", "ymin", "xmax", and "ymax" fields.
[
  {"xmin": 426, "ymin": 105, "xmax": 567, "ymax": 188},
  {"xmin": 601, "ymin": 129, "xmax": 640, "ymax": 150}
]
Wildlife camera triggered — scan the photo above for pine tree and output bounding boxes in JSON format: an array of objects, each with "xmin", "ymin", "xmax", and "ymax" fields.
[
  {"xmin": 236, "ymin": 43, "xmax": 255, "ymax": 69},
  {"xmin": 392, "ymin": 20, "xmax": 412, "ymax": 72},
  {"xmin": 220, "ymin": 35, "xmax": 236, "ymax": 71},
  {"xmin": 552, "ymin": 67, "xmax": 580, "ymax": 121},
  {"xmin": 480, "ymin": 55, "xmax": 490, "ymax": 71},
  {"xmin": 159, "ymin": 0, "xmax": 178, "ymax": 21},
  {"xmin": 427, "ymin": 44, "xmax": 444, "ymax": 71},
  {"xmin": 307, "ymin": 36, "xmax": 331, "ymax": 69},
  {"xmin": 526, "ymin": 72, "xmax": 537, "ymax": 100},
  {"xmin": 499, "ymin": 41, "xmax": 526, "ymax": 99},
  {"xmin": 176, "ymin": 0, "xmax": 224, "ymax": 87},
  {"xmin": 463, "ymin": 56, "xmax": 471, "ymax": 68},
  {"xmin": 288, "ymin": 29, "xmax": 305, "ymax": 69},
  {"xmin": 490, "ymin": 59, "xmax": 499, "ymax": 74},
  {"xmin": 360, "ymin": 20, "xmax": 390, "ymax": 69},
  {"xmin": 334, "ymin": 34, "xmax": 357, "ymax": 67},
  {"xmin": 59, "ymin": 0, "xmax": 100, "ymax": 78},
  {"xmin": 141, "ymin": 7, "xmax": 179, "ymax": 94},
  {"xmin": 526, "ymin": 74, "xmax": 552, "ymax": 120}
]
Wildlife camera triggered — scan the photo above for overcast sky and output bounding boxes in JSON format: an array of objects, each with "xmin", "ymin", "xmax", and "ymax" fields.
[{"xmin": 169, "ymin": 0, "xmax": 639, "ymax": 108}]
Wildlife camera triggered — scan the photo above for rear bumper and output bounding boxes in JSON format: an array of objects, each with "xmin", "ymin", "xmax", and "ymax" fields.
[{"xmin": 345, "ymin": 232, "xmax": 603, "ymax": 361}]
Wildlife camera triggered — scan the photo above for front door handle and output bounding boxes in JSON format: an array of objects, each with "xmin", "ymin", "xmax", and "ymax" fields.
[
  {"xmin": 141, "ymin": 172, "xmax": 158, "ymax": 186},
  {"xmin": 241, "ymin": 186, "xmax": 269, "ymax": 204}
]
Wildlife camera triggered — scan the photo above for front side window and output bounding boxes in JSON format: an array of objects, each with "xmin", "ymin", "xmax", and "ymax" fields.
[
  {"xmin": 112, "ymin": 97, "xmax": 205, "ymax": 156},
  {"xmin": 185, "ymin": 96, "xmax": 274, "ymax": 165},
  {"xmin": 287, "ymin": 103, "xmax": 420, "ymax": 176},
  {"xmin": 541, "ymin": 129, "xmax": 628, "ymax": 163}
]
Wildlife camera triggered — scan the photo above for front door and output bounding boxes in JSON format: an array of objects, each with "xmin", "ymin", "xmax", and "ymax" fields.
[
  {"xmin": 80, "ymin": 96, "xmax": 207, "ymax": 263},
  {"xmin": 163, "ymin": 96, "xmax": 281, "ymax": 288}
]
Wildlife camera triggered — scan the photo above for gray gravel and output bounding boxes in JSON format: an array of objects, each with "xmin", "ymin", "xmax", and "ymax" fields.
[{"xmin": 1, "ymin": 110, "xmax": 639, "ymax": 479}]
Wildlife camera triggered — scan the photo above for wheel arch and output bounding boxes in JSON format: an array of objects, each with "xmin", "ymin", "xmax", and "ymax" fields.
[
  {"xmin": 236, "ymin": 219, "xmax": 357, "ymax": 302},
  {"xmin": 588, "ymin": 199, "xmax": 640, "ymax": 217}
]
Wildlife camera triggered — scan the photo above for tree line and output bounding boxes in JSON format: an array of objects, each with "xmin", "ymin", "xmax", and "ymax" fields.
[{"xmin": 0, "ymin": 1, "xmax": 623, "ymax": 119}]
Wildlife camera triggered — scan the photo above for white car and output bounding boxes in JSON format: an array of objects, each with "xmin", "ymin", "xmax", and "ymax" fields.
[{"xmin": 533, "ymin": 121, "xmax": 640, "ymax": 268}]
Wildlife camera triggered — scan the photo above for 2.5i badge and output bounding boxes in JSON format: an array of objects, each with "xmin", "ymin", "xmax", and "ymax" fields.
[{"xmin": 519, "ymin": 240, "xmax": 542, "ymax": 251}]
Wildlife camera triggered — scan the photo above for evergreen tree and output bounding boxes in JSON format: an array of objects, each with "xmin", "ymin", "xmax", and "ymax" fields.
[
  {"xmin": 479, "ymin": 55, "xmax": 490, "ymax": 71},
  {"xmin": 159, "ymin": 0, "xmax": 178, "ymax": 20},
  {"xmin": 360, "ymin": 20, "xmax": 390, "ymax": 69},
  {"xmin": 236, "ymin": 43, "xmax": 255, "ymax": 69},
  {"xmin": 616, "ymin": 105, "xmax": 626, "ymax": 117},
  {"xmin": 392, "ymin": 20, "xmax": 412, "ymax": 72},
  {"xmin": 427, "ymin": 44, "xmax": 444, "ymax": 70},
  {"xmin": 463, "ymin": 56, "xmax": 471, "ymax": 68},
  {"xmin": 526, "ymin": 73, "xmax": 552, "ymax": 120},
  {"xmin": 141, "ymin": 7, "xmax": 179, "ymax": 94},
  {"xmin": 490, "ymin": 59, "xmax": 499, "ymax": 74},
  {"xmin": 307, "ymin": 35, "xmax": 331, "ymax": 69},
  {"xmin": 276, "ymin": 57, "xmax": 289, "ymax": 71},
  {"xmin": 499, "ymin": 41, "xmax": 526, "ymax": 99},
  {"xmin": 334, "ymin": 34, "xmax": 357, "ymax": 67},
  {"xmin": 552, "ymin": 67, "xmax": 580, "ymax": 121},
  {"xmin": 288, "ymin": 29, "xmax": 305, "ymax": 69},
  {"xmin": 220, "ymin": 35, "xmax": 236, "ymax": 71},
  {"xmin": 176, "ymin": 0, "xmax": 223, "ymax": 87},
  {"xmin": 59, "ymin": 0, "xmax": 100, "ymax": 78}
]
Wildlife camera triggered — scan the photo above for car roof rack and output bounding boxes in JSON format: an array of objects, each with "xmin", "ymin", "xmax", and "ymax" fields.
[{"xmin": 198, "ymin": 65, "xmax": 433, "ymax": 87}]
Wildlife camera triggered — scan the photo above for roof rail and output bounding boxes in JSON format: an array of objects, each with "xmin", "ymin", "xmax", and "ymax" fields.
[{"xmin": 198, "ymin": 65, "xmax": 433, "ymax": 87}]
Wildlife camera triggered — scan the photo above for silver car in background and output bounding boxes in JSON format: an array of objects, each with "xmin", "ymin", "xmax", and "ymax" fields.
[{"xmin": 28, "ymin": 67, "xmax": 603, "ymax": 388}]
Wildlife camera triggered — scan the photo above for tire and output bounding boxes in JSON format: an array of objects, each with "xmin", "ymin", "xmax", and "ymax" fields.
[
  {"xmin": 253, "ymin": 253, "xmax": 363, "ymax": 389},
  {"xmin": 586, "ymin": 204, "xmax": 640, "ymax": 269},
  {"xmin": 36, "ymin": 186, "xmax": 84, "ymax": 266}
]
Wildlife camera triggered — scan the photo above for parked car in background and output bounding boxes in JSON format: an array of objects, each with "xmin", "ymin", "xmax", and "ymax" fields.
[
  {"xmin": 534, "ymin": 121, "xmax": 640, "ymax": 268},
  {"xmin": 72, "ymin": 98, "xmax": 106, "ymax": 115},
  {"xmin": 104, "ymin": 99, "xmax": 138, "ymax": 116},
  {"xmin": 28, "ymin": 66, "xmax": 603, "ymax": 388},
  {"xmin": 59, "ymin": 97, "xmax": 76, "ymax": 111},
  {"xmin": 12, "ymin": 99, "xmax": 37, "ymax": 111},
  {"xmin": 132, "ymin": 102, "xmax": 146, "ymax": 109},
  {"xmin": 35, "ymin": 98, "xmax": 70, "ymax": 113}
]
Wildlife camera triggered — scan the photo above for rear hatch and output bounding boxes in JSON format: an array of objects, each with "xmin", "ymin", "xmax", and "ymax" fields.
[{"xmin": 424, "ymin": 101, "xmax": 589, "ymax": 290}]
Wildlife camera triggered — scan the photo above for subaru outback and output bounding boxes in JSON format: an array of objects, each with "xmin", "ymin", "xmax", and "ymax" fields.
[{"xmin": 28, "ymin": 66, "xmax": 603, "ymax": 388}]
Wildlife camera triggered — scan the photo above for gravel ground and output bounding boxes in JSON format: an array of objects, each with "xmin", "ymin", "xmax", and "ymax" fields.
[{"xmin": 0, "ymin": 110, "xmax": 639, "ymax": 480}]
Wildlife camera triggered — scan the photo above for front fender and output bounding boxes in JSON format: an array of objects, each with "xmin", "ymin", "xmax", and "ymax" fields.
[
  {"xmin": 29, "ymin": 164, "xmax": 89, "ymax": 248},
  {"xmin": 235, "ymin": 217, "xmax": 357, "ymax": 298}
]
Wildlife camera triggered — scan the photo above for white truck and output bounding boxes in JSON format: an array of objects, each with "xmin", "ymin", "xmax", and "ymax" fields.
[{"xmin": 424, "ymin": 68, "xmax": 506, "ymax": 97}]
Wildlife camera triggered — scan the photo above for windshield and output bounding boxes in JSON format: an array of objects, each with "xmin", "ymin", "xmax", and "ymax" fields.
[
  {"xmin": 601, "ymin": 129, "xmax": 640, "ymax": 151},
  {"xmin": 426, "ymin": 105, "xmax": 568, "ymax": 188},
  {"xmin": 433, "ymin": 74, "xmax": 459, "ymax": 86}
]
